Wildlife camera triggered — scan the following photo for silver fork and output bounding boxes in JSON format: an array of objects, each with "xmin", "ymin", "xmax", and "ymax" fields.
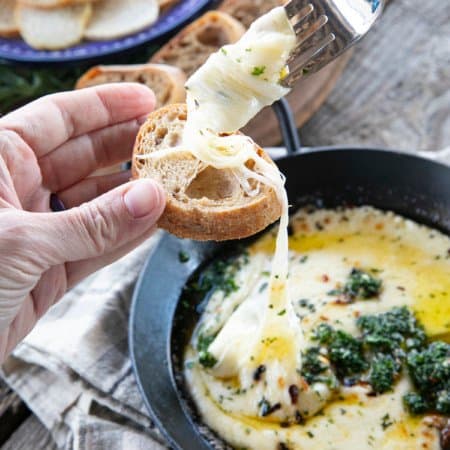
[{"xmin": 282, "ymin": 0, "xmax": 384, "ymax": 87}]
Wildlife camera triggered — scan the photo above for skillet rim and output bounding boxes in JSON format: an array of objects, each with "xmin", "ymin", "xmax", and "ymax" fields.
[{"xmin": 129, "ymin": 146, "xmax": 450, "ymax": 450}]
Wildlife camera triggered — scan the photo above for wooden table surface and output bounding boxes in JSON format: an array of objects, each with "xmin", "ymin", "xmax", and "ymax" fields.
[{"xmin": 0, "ymin": 0, "xmax": 448, "ymax": 448}]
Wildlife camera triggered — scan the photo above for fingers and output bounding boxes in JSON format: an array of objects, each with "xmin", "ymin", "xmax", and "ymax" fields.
[
  {"xmin": 39, "ymin": 116, "xmax": 145, "ymax": 193},
  {"xmin": 65, "ymin": 226, "xmax": 158, "ymax": 288},
  {"xmin": 30, "ymin": 179, "xmax": 165, "ymax": 267},
  {"xmin": 58, "ymin": 170, "xmax": 131, "ymax": 209},
  {"xmin": 0, "ymin": 83, "xmax": 155, "ymax": 157}
]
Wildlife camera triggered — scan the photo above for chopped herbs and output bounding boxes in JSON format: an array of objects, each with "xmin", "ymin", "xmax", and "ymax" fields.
[
  {"xmin": 178, "ymin": 251, "xmax": 190, "ymax": 263},
  {"xmin": 278, "ymin": 309, "xmax": 287, "ymax": 316},
  {"xmin": 190, "ymin": 256, "xmax": 246, "ymax": 298},
  {"xmin": 197, "ymin": 334, "xmax": 218, "ymax": 368},
  {"xmin": 344, "ymin": 268, "xmax": 382, "ymax": 300},
  {"xmin": 369, "ymin": 354, "xmax": 400, "ymax": 394},
  {"xmin": 404, "ymin": 341, "xmax": 450, "ymax": 415},
  {"xmin": 304, "ymin": 307, "xmax": 449, "ymax": 415},
  {"xmin": 357, "ymin": 306, "xmax": 426, "ymax": 353},
  {"xmin": 301, "ymin": 346, "xmax": 335, "ymax": 387},
  {"xmin": 327, "ymin": 330, "xmax": 368, "ymax": 378},
  {"xmin": 251, "ymin": 66, "xmax": 266, "ymax": 76},
  {"xmin": 403, "ymin": 392, "xmax": 429, "ymax": 415}
]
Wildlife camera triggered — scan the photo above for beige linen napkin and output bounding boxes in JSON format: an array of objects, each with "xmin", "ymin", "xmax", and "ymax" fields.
[{"xmin": 2, "ymin": 233, "xmax": 168, "ymax": 450}]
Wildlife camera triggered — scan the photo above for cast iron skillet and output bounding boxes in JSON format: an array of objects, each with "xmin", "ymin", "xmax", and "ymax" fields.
[{"xmin": 129, "ymin": 100, "xmax": 450, "ymax": 450}]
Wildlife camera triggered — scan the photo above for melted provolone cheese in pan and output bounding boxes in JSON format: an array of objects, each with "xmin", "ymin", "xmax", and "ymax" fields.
[{"xmin": 185, "ymin": 207, "xmax": 448, "ymax": 450}]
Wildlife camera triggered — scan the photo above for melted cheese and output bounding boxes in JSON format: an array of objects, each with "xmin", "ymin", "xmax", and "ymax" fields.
[
  {"xmin": 176, "ymin": 8, "xmax": 312, "ymax": 417},
  {"xmin": 142, "ymin": 7, "xmax": 296, "ymax": 203},
  {"xmin": 185, "ymin": 207, "xmax": 447, "ymax": 449},
  {"xmin": 184, "ymin": 6, "xmax": 295, "ymax": 170}
]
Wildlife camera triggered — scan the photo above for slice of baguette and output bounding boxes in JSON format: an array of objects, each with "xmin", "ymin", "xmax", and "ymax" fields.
[
  {"xmin": 150, "ymin": 11, "xmax": 245, "ymax": 77},
  {"xmin": 132, "ymin": 104, "xmax": 281, "ymax": 241},
  {"xmin": 17, "ymin": 0, "xmax": 96, "ymax": 9},
  {"xmin": 75, "ymin": 64, "xmax": 187, "ymax": 108},
  {"xmin": 0, "ymin": 0, "xmax": 19, "ymax": 37},
  {"xmin": 219, "ymin": 0, "xmax": 286, "ymax": 29},
  {"xmin": 158, "ymin": 0, "xmax": 179, "ymax": 12},
  {"xmin": 85, "ymin": 0, "xmax": 159, "ymax": 41},
  {"xmin": 16, "ymin": 4, "xmax": 91, "ymax": 50}
]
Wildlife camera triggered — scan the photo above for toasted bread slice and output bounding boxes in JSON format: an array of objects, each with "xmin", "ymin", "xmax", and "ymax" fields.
[
  {"xmin": 85, "ymin": 0, "xmax": 159, "ymax": 41},
  {"xmin": 0, "ymin": 0, "xmax": 19, "ymax": 37},
  {"xmin": 75, "ymin": 64, "xmax": 187, "ymax": 108},
  {"xmin": 16, "ymin": 4, "xmax": 91, "ymax": 50},
  {"xmin": 219, "ymin": 0, "xmax": 286, "ymax": 28},
  {"xmin": 150, "ymin": 11, "xmax": 245, "ymax": 77},
  {"xmin": 132, "ymin": 104, "xmax": 281, "ymax": 241},
  {"xmin": 17, "ymin": 0, "xmax": 96, "ymax": 9},
  {"xmin": 158, "ymin": 0, "xmax": 178, "ymax": 12}
]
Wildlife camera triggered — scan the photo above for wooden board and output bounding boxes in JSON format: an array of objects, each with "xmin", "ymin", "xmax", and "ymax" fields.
[{"xmin": 244, "ymin": 52, "xmax": 353, "ymax": 147}]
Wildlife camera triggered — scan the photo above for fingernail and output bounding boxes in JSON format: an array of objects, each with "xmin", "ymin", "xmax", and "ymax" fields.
[
  {"xmin": 124, "ymin": 180, "xmax": 164, "ymax": 219},
  {"xmin": 137, "ymin": 115, "xmax": 149, "ymax": 126}
]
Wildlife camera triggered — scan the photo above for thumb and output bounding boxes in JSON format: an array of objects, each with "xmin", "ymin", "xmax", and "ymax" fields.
[{"xmin": 35, "ymin": 179, "xmax": 165, "ymax": 266}]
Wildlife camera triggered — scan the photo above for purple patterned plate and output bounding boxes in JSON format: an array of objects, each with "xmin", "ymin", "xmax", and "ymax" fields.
[{"xmin": 0, "ymin": 0, "xmax": 213, "ymax": 64}]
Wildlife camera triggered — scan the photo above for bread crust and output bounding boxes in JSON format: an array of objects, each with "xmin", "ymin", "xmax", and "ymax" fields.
[
  {"xmin": 0, "ymin": 0, "xmax": 19, "ymax": 37},
  {"xmin": 75, "ymin": 63, "xmax": 187, "ymax": 108},
  {"xmin": 158, "ymin": 0, "xmax": 179, "ymax": 12},
  {"xmin": 132, "ymin": 104, "xmax": 282, "ymax": 241},
  {"xmin": 0, "ymin": 29, "xmax": 19, "ymax": 38},
  {"xmin": 17, "ymin": 0, "xmax": 96, "ymax": 9},
  {"xmin": 150, "ymin": 11, "xmax": 245, "ymax": 77},
  {"xmin": 219, "ymin": 0, "xmax": 286, "ymax": 28}
]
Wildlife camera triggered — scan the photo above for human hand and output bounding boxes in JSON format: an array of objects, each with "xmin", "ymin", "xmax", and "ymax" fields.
[{"xmin": 0, "ymin": 84, "xmax": 166, "ymax": 361}]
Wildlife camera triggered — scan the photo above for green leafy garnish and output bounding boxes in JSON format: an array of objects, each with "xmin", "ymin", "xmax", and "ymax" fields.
[
  {"xmin": 312, "ymin": 324, "xmax": 368, "ymax": 379},
  {"xmin": 404, "ymin": 341, "xmax": 450, "ymax": 415},
  {"xmin": 197, "ymin": 334, "xmax": 218, "ymax": 368},
  {"xmin": 251, "ymin": 66, "xmax": 266, "ymax": 76},
  {"xmin": 357, "ymin": 306, "xmax": 426, "ymax": 353},
  {"xmin": 343, "ymin": 268, "xmax": 382, "ymax": 300},
  {"xmin": 369, "ymin": 354, "xmax": 400, "ymax": 394}
]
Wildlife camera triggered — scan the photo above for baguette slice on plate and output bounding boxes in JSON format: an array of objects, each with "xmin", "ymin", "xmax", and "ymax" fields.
[
  {"xmin": 219, "ymin": 0, "xmax": 286, "ymax": 29},
  {"xmin": 85, "ymin": 0, "xmax": 159, "ymax": 41},
  {"xmin": 158, "ymin": 0, "xmax": 179, "ymax": 12},
  {"xmin": 150, "ymin": 11, "xmax": 245, "ymax": 77},
  {"xmin": 16, "ymin": 3, "xmax": 91, "ymax": 50},
  {"xmin": 132, "ymin": 104, "xmax": 281, "ymax": 241},
  {"xmin": 17, "ymin": 0, "xmax": 95, "ymax": 9},
  {"xmin": 0, "ymin": 0, "xmax": 19, "ymax": 37},
  {"xmin": 76, "ymin": 64, "xmax": 187, "ymax": 108}
]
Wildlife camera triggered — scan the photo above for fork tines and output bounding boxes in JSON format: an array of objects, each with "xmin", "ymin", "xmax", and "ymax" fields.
[
  {"xmin": 285, "ymin": 0, "xmax": 311, "ymax": 19},
  {"xmin": 283, "ymin": 0, "xmax": 336, "ymax": 87}
]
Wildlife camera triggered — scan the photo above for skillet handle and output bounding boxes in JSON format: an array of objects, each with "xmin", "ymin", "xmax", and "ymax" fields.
[{"xmin": 272, "ymin": 98, "xmax": 302, "ymax": 155}]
